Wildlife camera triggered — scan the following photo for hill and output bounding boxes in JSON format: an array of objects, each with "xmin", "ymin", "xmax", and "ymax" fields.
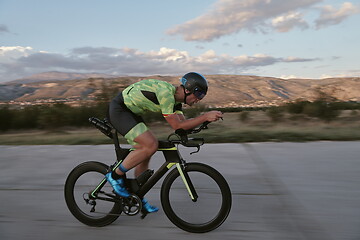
[
  {"xmin": 1, "ymin": 73, "xmax": 360, "ymax": 107},
  {"xmin": 6, "ymin": 71, "xmax": 116, "ymax": 84}
]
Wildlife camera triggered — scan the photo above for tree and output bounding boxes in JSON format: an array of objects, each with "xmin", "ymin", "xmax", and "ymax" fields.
[
  {"xmin": 0, "ymin": 105, "xmax": 13, "ymax": 131},
  {"xmin": 266, "ymin": 107, "xmax": 284, "ymax": 122}
]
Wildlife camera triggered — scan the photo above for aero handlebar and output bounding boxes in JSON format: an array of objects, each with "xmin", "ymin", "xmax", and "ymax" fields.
[{"xmin": 89, "ymin": 116, "xmax": 221, "ymax": 154}]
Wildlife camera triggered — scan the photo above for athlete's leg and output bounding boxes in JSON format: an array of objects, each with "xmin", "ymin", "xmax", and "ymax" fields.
[
  {"xmin": 114, "ymin": 130, "xmax": 158, "ymax": 176},
  {"xmin": 107, "ymin": 95, "xmax": 159, "ymax": 211},
  {"xmin": 114, "ymin": 130, "xmax": 159, "ymax": 213},
  {"xmin": 134, "ymin": 156, "xmax": 151, "ymax": 178},
  {"xmin": 105, "ymin": 130, "xmax": 158, "ymax": 198}
]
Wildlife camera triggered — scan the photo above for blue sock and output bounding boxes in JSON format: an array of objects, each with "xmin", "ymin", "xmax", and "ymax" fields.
[
  {"xmin": 118, "ymin": 163, "xmax": 129, "ymax": 173},
  {"xmin": 111, "ymin": 163, "xmax": 129, "ymax": 180}
]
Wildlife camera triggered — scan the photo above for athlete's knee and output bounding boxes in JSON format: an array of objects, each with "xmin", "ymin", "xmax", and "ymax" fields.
[
  {"xmin": 147, "ymin": 140, "xmax": 158, "ymax": 154},
  {"xmin": 141, "ymin": 139, "xmax": 158, "ymax": 157},
  {"xmin": 134, "ymin": 131, "xmax": 158, "ymax": 157}
]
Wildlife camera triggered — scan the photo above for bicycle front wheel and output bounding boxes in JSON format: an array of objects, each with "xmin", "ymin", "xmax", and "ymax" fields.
[
  {"xmin": 161, "ymin": 163, "xmax": 232, "ymax": 233},
  {"xmin": 64, "ymin": 161, "xmax": 122, "ymax": 227}
]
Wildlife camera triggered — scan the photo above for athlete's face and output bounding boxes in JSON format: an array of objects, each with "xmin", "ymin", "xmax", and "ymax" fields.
[{"xmin": 186, "ymin": 93, "xmax": 201, "ymax": 106}]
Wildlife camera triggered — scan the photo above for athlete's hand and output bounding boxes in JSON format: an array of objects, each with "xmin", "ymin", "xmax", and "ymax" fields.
[{"xmin": 204, "ymin": 111, "xmax": 223, "ymax": 122}]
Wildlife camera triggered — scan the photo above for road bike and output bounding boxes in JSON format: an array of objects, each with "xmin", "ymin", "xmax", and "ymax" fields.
[{"xmin": 64, "ymin": 117, "xmax": 232, "ymax": 233}]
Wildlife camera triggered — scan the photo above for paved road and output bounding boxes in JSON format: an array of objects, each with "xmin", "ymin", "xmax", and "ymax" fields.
[{"xmin": 0, "ymin": 142, "xmax": 359, "ymax": 240}]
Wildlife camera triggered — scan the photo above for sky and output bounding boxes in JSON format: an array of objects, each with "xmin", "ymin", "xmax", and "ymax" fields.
[{"xmin": 0, "ymin": 0, "xmax": 359, "ymax": 83}]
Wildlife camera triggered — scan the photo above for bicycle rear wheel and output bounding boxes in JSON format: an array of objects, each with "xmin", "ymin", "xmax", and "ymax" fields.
[
  {"xmin": 161, "ymin": 163, "xmax": 232, "ymax": 233},
  {"xmin": 64, "ymin": 161, "xmax": 122, "ymax": 227}
]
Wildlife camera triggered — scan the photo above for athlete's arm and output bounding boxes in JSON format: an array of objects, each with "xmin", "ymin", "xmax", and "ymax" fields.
[{"xmin": 165, "ymin": 111, "xmax": 222, "ymax": 130}]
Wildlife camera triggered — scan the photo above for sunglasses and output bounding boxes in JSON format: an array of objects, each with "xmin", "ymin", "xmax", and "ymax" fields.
[{"xmin": 193, "ymin": 87, "xmax": 206, "ymax": 100}]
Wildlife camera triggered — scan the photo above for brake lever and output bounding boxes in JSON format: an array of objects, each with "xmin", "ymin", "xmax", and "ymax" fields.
[{"xmin": 190, "ymin": 146, "xmax": 200, "ymax": 155}]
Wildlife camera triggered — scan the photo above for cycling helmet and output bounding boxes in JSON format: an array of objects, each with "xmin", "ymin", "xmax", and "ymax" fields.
[{"xmin": 180, "ymin": 72, "xmax": 208, "ymax": 102}]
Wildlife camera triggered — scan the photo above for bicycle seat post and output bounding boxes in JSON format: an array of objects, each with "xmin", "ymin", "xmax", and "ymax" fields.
[{"xmin": 112, "ymin": 130, "xmax": 129, "ymax": 162}]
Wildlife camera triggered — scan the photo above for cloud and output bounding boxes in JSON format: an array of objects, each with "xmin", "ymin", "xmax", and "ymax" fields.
[
  {"xmin": 271, "ymin": 12, "xmax": 309, "ymax": 32},
  {"xmin": 283, "ymin": 56, "xmax": 319, "ymax": 62},
  {"xmin": 166, "ymin": 0, "xmax": 360, "ymax": 41},
  {"xmin": 0, "ymin": 46, "xmax": 319, "ymax": 82},
  {"xmin": 315, "ymin": 2, "xmax": 360, "ymax": 29},
  {"xmin": 166, "ymin": 0, "xmax": 321, "ymax": 41},
  {"xmin": 0, "ymin": 46, "xmax": 37, "ymax": 80},
  {"xmin": 0, "ymin": 46, "xmax": 34, "ymax": 60}
]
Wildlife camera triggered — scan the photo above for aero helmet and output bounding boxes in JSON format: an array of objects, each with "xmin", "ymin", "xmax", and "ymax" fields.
[{"xmin": 180, "ymin": 72, "xmax": 208, "ymax": 102}]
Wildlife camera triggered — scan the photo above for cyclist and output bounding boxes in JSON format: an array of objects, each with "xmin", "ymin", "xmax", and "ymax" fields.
[{"xmin": 106, "ymin": 72, "xmax": 223, "ymax": 213}]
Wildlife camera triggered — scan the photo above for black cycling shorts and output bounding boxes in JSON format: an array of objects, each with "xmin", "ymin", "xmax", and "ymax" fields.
[{"xmin": 108, "ymin": 92, "xmax": 148, "ymax": 145}]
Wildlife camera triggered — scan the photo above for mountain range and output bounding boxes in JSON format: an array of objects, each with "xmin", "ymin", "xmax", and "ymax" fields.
[{"xmin": 1, "ymin": 72, "xmax": 360, "ymax": 107}]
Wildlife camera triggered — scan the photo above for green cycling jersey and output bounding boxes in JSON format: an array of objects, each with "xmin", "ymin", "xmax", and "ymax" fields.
[{"xmin": 122, "ymin": 79, "xmax": 183, "ymax": 117}]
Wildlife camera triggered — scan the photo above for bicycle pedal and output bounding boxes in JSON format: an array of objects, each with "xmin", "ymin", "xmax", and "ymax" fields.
[
  {"xmin": 140, "ymin": 211, "xmax": 148, "ymax": 219},
  {"xmin": 90, "ymin": 206, "xmax": 96, "ymax": 212}
]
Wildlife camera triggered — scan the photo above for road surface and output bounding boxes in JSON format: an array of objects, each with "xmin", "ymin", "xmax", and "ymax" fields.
[{"xmin": 0, "ymin": 142, "xmax": 359, "ymax": 240}]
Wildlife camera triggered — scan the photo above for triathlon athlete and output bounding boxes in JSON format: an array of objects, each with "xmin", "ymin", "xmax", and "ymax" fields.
[{"xmin": 106, "ymin": 72, "xmax": 223, "ymax": 213}]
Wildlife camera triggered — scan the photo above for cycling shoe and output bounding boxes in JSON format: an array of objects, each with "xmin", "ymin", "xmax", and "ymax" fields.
[
  {"xmin": 105, "ymin": 172, "xmax": 130, "ymax": 198},
  {"xmin": 142, "ymin": 198, "xmax": 159, "ymax": 213}
]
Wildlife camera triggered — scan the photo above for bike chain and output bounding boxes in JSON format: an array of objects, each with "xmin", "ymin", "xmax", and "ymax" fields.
[{"xmin": 84, "ymin": 193, "xmax": 143, "ymax": 217}]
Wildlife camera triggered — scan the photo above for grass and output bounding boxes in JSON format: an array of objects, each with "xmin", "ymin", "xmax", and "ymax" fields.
[{"xmin": 1, "ymin": 111, "xmax": 360, "ymax": 145}]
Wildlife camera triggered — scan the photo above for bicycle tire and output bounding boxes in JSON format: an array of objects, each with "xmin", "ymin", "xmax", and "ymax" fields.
[
  {"xmin": 64, "ymin": 161, "xmax": 122, "ymax": 227},
  {"xmin": 161, "ymin": 162, "xmax": 232, "ymax": 233}
]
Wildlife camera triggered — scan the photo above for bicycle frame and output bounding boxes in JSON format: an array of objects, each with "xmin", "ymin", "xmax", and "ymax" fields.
[
  {"xmin": 66, "ymin": 118, "xmax": 231, "ymax": 232},
  {"xmin": 90, "ymin": 130, "xmax": 198, "ymax": 202}
]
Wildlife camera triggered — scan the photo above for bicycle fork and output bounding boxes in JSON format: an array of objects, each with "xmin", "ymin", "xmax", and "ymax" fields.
[{"xmin": 174, "ymin": 162, "xmax": 198, "ymax": 202}]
